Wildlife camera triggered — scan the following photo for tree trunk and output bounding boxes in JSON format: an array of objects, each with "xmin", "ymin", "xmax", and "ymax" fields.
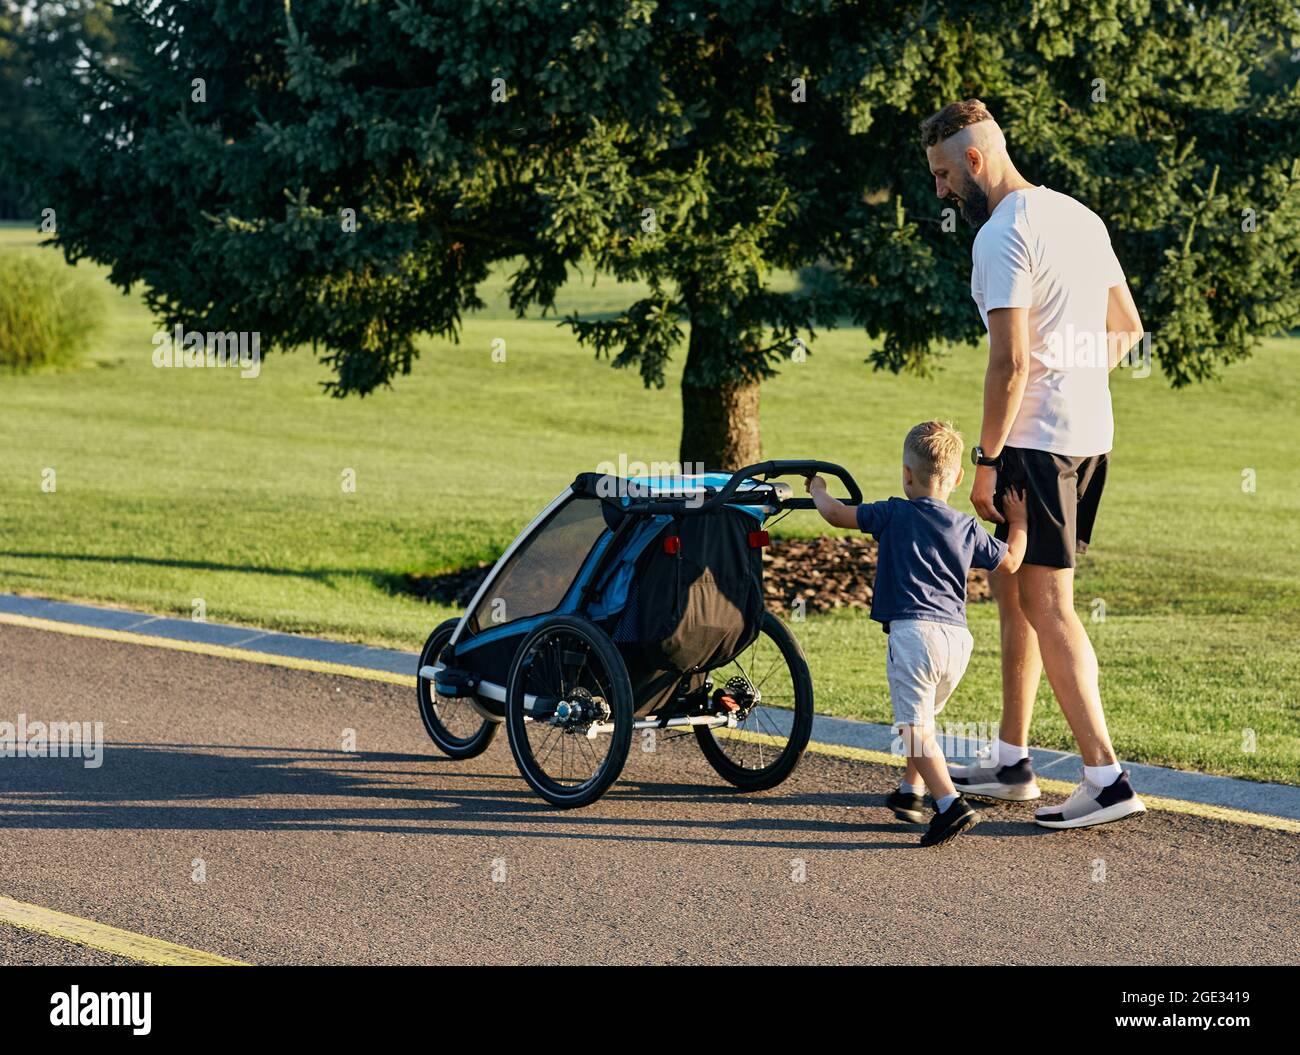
[{"xmin": 678, "ymin": 319, "xmax": 762, "ymax": 471}]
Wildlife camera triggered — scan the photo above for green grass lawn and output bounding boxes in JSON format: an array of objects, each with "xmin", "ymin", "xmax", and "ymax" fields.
[{"xmin": 1, "ymin": 223, "xmax": 1297, "ymax": 783}]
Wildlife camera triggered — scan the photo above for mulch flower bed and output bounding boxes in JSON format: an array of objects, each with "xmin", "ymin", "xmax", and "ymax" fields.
[
  {"xmin": 761, "ymin": 534, "xmax": 991, "ymax": 615},
  {"xmin": 401, "ymin": 535, "xmax": 991, "ymax": 615}
]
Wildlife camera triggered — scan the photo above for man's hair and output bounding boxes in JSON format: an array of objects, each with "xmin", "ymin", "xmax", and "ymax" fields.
[
  {"xmin": 904, "ymin": 420, "xmax": 964, "ymax": 486},
  {"xmin": 919, "ymin": 98, "xmax": 996, "ymax": 148}
]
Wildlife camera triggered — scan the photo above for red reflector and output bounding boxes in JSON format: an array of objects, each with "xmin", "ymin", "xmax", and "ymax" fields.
[
  {"xmin": 663, "ymin": 536, "xmax": 681, "ymax": 554},
  {"xmin": 748, "ymin": 530, "xmax": 769, "ymax": 548}
]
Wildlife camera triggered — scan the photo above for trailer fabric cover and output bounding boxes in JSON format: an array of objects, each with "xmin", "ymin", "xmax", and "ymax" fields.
[
  {"xmin": 586, "ymin": 515, "xmax": 672, "ymax": 622},
  {"xmin": 631, "ymin": 507, "xmax": 764, "ymax": 675}
]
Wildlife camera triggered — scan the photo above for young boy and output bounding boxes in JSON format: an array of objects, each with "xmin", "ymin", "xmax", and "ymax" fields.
[{"xmin": 807, "ymin": 421, "xmax": 1027, "ymax": 846}]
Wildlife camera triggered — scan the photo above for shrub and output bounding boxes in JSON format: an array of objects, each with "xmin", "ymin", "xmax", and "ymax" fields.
[{"xmin": 0, "ymin": 248, "xmax": 103, "ymax": 372}]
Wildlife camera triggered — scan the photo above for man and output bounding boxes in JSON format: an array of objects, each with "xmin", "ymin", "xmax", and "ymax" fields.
[{"xmin": 920, "ymin": 99, "xmax": 1147, "ymax": 829}]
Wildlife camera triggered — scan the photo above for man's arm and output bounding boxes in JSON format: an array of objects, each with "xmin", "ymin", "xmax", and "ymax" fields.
[
  {"xmin": 1105, "ymin": 281, "xmax": 1143, "ymax": 370},
  {"xmin": 806, "ymin": 475, "xmax": 859, "ymax": 529},
  {"xmin": 973, "ymin": 306, "xmax": 1031, "ymax": 523}
]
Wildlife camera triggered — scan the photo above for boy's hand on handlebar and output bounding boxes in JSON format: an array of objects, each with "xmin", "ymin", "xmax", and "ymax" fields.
[{"xmin": 805, "ymin": 472, "xmax": 857, "ymax": 529}]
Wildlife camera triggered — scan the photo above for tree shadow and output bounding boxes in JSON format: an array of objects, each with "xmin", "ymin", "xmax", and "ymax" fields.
[
  {"xmin": 0, "ymin": 549, "xmax": 396, "ymax": 589},
  {"xmin": 0, "ymin": 548, "xmax": 463, "ymax": 608}
]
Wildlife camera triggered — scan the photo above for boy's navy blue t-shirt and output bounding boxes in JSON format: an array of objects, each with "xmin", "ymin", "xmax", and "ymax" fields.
[{"xmin": 856, "ymin": 496, "xmax": 1007, "ymax": 630}]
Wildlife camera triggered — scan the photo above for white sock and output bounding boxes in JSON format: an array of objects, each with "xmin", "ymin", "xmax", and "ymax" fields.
[
  {"xmin": 1085, "ymin": 762, "xmax": 1123, "ymax": 787},
  {"xmin": 900, "ymin": 781, "xmax": 925, "ymax": 797},
  {"xmin": 997, "ymin": 738, "xmax": 1029, "ymax": 768},
  {"xmin": 935, "ymin": 793, "xmax": 960, "ymax": 813}
]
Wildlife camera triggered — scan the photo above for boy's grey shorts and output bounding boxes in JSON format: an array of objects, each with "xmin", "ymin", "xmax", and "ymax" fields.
[{"xmin": 886, "ymin": 618, "xmax": 974, "ymax": 727}]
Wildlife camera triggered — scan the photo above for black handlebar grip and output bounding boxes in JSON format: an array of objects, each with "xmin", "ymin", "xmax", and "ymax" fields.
[{"xmin": 759, "ymin": 459, "xmax": 863, "ymax": 505}]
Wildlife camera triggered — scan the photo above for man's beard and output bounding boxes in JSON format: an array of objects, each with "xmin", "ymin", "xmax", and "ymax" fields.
[{"xmin": 955, "ymin": 173, "xmax": 991, "ymax": 227}]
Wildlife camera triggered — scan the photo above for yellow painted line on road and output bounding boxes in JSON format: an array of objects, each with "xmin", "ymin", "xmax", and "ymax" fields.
[
  {"xmin": 5, "ymin": 611, "xmax": 1297, "ymax": 834},
  {"xmin": 0, "ymin": 895, "xmax": 248, "ymax": 966},
  {"xmin": 1131, "ymin": 793, "xmax": 1300, "ymax": 833},
  {"xmin": 0, "ymin": 611, "xmax": 414, "ymax": 688},
  {"xmin": 719, "ymin": 729, "xmax": 1300, "ymax": 834}
]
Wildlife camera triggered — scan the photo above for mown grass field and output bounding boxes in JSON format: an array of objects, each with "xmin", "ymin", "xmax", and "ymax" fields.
[{"xmin": 1, "ymin": 223, "xmax": 1296, "ymax": 783}]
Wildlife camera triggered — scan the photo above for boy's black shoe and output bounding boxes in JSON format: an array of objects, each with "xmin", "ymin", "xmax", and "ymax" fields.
[
  {"xmin": 920, "ymin": 795, "xmax": 981, "ymax": 846},
  {"xmin": 885, "ymin": 789, "xmax": 927, "ymax": 824}
]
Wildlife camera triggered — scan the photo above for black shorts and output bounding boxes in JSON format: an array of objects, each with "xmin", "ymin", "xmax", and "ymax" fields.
[{"xmin": 993, "ymin": 446, "xmax": 1108, "ymax": 569}]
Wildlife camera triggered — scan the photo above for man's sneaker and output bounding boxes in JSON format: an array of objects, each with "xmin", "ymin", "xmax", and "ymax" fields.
[
  {"xmin": 885, "ymin": 789, "xmax": 927, "ymax": 824},
  {"xmin": 920, "ymin": 796, "xmax": 981, "ymax": 846},
  {"xmin": 950, "ymin": 756, "xmax": 1040, "ymax": 801},
  {"xmin": 1034, "ymin": 771, "xmax": 1146, "ymax": 829}
]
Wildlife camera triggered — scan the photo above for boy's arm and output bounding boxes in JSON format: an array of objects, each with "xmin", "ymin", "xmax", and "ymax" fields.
[
  {"xmin": 997, "ymin": 487, "xmax": 1029, "ymax": 573},
  {"xmin": 805, "ymin": 474, "xmax": 860, "ymax": 529}
]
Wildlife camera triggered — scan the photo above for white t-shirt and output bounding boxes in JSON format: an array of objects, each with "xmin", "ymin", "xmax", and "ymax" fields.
[{"xmin": 970, "ymin": 186, "xmax": 1126, "ymax": 457}]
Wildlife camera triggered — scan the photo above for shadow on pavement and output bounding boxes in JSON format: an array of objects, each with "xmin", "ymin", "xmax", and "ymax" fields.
[{"xmin": 0, "ymin": 741, "xmax": 1050, "ymax": 850}]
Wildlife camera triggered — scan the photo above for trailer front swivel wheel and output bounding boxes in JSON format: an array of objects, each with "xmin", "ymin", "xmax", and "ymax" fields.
[{"xmin": 417, "ymin": 619, "xmax": 498, "ymax": 760}]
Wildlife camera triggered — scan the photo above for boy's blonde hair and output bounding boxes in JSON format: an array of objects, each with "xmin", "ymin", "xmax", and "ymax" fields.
[{"xmin": 904, "ymin": 420, "xmax": 964, "ymax": 487}]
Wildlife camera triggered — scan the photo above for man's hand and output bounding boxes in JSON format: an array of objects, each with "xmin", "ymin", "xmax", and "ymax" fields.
[
  {"xmin": 804, "ymin": 473, "xmax": 827, "ymax": 496},
  {"xmin": 971, "ymin": 463, "xmax": 1003, "ymax": 523}
]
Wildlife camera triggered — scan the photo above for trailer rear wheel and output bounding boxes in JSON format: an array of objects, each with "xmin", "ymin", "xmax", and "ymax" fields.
[{"xmin": 694, "ymin": 611, "xmax": 814, "ymax": 791}]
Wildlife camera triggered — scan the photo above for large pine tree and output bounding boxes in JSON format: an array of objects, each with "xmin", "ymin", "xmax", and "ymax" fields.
[
  {"xmin": 0, "ymin": 0, "xmax": 116, "ymax": 218},
  {"xmin": 28, "ymin": 0, "xmax": 1300, "ymax": 467}
]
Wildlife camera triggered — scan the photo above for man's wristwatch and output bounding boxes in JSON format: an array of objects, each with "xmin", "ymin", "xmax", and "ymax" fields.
[{"xmin": 971, "ymin": 445, "xmax": 1002, "ymax": 468}]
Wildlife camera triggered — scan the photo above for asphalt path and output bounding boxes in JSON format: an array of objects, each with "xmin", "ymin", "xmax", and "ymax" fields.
[{"xmin": 1, "ymin": 623, "xmax": 1295, "ymax": 965}]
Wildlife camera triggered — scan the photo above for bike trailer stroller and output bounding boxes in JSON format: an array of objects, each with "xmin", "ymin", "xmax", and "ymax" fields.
[{"xmin": 416, "ymin": 460, "xmax": 861, "ymax": 807}]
